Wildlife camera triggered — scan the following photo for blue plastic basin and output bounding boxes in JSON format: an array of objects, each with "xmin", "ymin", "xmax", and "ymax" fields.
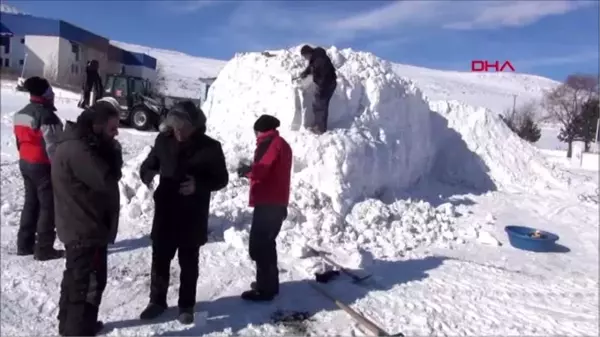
[{"xmin": 504, "ymin": 225, "xmax": 560, "ymax": 252}]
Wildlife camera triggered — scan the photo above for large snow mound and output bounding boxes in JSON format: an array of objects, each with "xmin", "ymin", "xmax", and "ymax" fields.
[
  {"xmin": 428, "ymin": 100, "xmax": 568, "ymax": 192},
  {"xmin": 203, "ymin": 47, "xmax": 437, "ymax": 214}
]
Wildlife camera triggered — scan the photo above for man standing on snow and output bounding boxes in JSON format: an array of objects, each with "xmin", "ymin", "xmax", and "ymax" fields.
[
  {"xmin": 78, "ymin": 60, "xmax": 104, "ymax": 108},
  {"xmin": 13, "ymin": 76, "xmax": 64, "ymax": 260},
  {"xmin": 138, "ymin": 101, "xmax": 229, "ymax": 324},
  {"xmin": 236, "ymin": 114, "xmax": 292, "ymax": 301},
  {"xmin": 52, "ymin": 97, "xmax": 123, "ymax": 336},
  {"xmin": 298, "ymin": 45, "xmax": 337, "ymax": 135}
]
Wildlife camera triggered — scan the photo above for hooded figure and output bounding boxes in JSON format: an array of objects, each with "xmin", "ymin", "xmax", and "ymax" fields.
[
  {"xmin": 298, "ymin": 45, "xmax": 337, "ymax": 135},
  {"xmin": 236, "ymin": 114, "xmax": 293, "ymax": 301},
  {"xmin": 52, "ymin": 98, "xmax": 123, "ymax": 336},
  {"xmin": 78, "ymin": 60, "xmax": 104, "ymax": 108},
  {"xmin": 138, "ymin": 101, "xmax": 229, "ymax": 324},
  {"xmin": 12, "ymin": 76, "xmax": 64, "ymax": 260}
]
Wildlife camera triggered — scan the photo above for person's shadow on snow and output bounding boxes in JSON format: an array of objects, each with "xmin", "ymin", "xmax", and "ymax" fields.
[{"xmin": 105, "ymin": 254, "xmax": 446, "ymax": 336}]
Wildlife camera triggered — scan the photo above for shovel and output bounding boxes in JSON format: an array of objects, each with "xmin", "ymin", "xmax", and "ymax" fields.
[
  {"xmin": 307, "ymin": 246, "xmax": 372, "ymax": 284},
  {"xmin": 309, "ymin": 282, "xmax": 404, "ymax": 337}
]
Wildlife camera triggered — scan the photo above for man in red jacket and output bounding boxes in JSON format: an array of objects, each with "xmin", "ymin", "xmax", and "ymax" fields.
[
  {"xmin": 237, "ymin": 114, "xmax": 292, "ymax": 301},
  {"xmin": 13, "ymin": 76, "xmax": 64, "ymax": 260}
]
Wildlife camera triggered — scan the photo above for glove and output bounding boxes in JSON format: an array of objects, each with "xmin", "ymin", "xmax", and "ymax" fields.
[
  {"xmin": 237, "ymin": 164, "xmax": 251, "ymax": 178},
  {"xmin": 140, "ymin": 169, "xmax": 157, "ymax": 186}
]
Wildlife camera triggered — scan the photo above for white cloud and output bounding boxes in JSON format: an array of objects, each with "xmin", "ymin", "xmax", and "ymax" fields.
[
  {"xmin": 326, "ymin": 0, "xmax": 594, "ymax": 36},
  {"xmin": 166, "ymin": 0, "xmax": 218, "ymax": 14},
  {"xmin": 444, "ymin": 0, "xmax": 594, "ymax": 30}
]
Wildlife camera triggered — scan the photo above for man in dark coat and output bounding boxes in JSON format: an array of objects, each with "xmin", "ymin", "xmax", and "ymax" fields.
[
  {"xmin": 298, "ymin": 45, "xmax": 337, "ymax": 135},
  {"xmin": 78, "ymin": 60, "xmax": 104, "ymax": 108},
  {"xmin": 138, "ymin": 101, "xmax": 229, "ymax": 324},
  {"xmin": 13, "ymin": 76, "xmax": 64, "ymax": 260},
  {"xmin": 52, "ymin": 97, "xmax": 123, "ymax": 336},
  {"xmin": 236, "ymin": 114, "xmax": 292, "ymax": 301}
]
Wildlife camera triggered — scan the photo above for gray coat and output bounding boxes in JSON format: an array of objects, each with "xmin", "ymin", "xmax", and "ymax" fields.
[{"xmin": 52, "ymin": 122, "xmax": 122, "ymax": 247}]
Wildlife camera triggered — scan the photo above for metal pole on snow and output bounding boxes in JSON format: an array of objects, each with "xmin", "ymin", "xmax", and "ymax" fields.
[
  {"xmin": 20, "ymin": 53, "xmax": 28, "ymax": 78},
  {"xmin": 595, "ymin": 117, "xmax": 599, "ymax": 143}
]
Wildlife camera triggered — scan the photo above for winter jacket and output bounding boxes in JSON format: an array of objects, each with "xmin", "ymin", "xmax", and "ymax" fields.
[
  {"xmin": 244, "ymin": 130, "xmax": 292, "ymax": 207},
  {"xmin": 139, "ymin": 128, "xmax": 229, "ymax": 247},
  {"xmin": 300, "ymin": 47, "xmax": 337, "ymax": 89},
  {"xmin": 13, "ymin": 97, "xmax": 63, "ymax": 164},
  {"xmin": 52, "ymin": 121, "xmax": 122, "ymax": 247}
]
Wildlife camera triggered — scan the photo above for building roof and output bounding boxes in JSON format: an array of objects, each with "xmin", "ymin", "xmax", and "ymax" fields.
[
  {"xmin": 0, "ymin": 12, "xmax": 157, "ymax": 69},
  {"xmin": 0, "ymin": 22, "xmax": 13, "ymax": 36}
]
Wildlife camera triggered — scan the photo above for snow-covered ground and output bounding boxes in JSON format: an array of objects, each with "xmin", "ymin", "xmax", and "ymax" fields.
[{"xmin": 1, "ymin": 45, "xmax": 598, "ymax": 337}]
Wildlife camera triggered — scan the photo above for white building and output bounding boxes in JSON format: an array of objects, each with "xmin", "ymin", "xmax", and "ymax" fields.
[{"xmin": 0, "ymin": 12, "xmax": 156, "ymax": 87}]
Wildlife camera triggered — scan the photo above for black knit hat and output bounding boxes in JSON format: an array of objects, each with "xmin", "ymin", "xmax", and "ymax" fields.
[
  {"xmin": 253, "ymin": 114, "xmax": 280, "ymax": 132},
  {"xmin": 300, "ymin": 45, "xmax": 314, "ymax": 56},
  {"xmin": 23, "ymin": 76, "xmax": 50, "ymax": 96}
]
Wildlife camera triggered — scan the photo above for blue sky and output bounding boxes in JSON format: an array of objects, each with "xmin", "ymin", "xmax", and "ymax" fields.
[{"xmin": 7, "ymin": 0, "xmax": 600, "ymax": 81}]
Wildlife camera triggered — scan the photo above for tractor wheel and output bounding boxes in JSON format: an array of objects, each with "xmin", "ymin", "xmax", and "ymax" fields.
[{"xmin": 130, "ymin": 107, "xmax": 154, "ymax": 131}]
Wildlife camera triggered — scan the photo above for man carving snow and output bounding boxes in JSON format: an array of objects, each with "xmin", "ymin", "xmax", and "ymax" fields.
[
  {"xmin": 138, "ymin": 101, "xmax": 229, "ymax": 324},
  {"xmin": 298, "ymin": 45, "xmax": 337, "ymax": 135},
  {"xmin": 236, "ymin": 115, "xmax": 293, "ymax": 301}
]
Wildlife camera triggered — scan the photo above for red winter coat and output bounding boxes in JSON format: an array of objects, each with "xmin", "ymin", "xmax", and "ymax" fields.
[
  {"xmin": 13, "ymin": 96, "xmax": 63, "ymax": 164},
  {"xmin": 245, "ymin": 130, "xmax": 292, "ymax": 207}
]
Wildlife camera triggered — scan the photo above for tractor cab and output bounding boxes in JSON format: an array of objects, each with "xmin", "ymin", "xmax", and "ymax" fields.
[
  {"xmin": 103, "ymin": 73, "xmax": 167, "ymax": 130},
  {"xmin": 104, "ymin": 74, "xmax": 151, "ymax": 109}
]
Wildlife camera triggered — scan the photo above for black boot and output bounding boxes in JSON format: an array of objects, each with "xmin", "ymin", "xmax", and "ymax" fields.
[
  {"xmin": 58, "ymin": 321, "xmax": 104, "ymax": 337},
  {"xmin": 241, "ymin": 289, "xmax": 277, "ymax": 302},
  {"xmin": 177, "ymin": 307, "xmax": 194, "ymax": 325},
  {"xmin": 140, "ymin": 303, "xmax": 167, "ymax": 320},
  {"xmin": 16, "ymin": 246, "xmax": 34, "ymax": 256},
  {"xmin": 34, "ymin": 248, "xmax": 65, "ymax": 261}
]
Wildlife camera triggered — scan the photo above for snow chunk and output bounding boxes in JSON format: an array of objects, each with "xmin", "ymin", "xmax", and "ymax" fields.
[
  {"xmin": 477, "ymin": 230, "xmax": 502, "ymax": 246},
  {"xmin": 204, "ymin": 46, "xmax": 436, "ymax": 214},
  {"xmin": 223, "ymin": 227, "xmax": 249, "ymax": 249}
]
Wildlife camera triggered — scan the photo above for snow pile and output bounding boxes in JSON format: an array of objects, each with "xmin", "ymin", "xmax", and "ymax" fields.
[
  {"xmin": 110, "ymin": 45, "xmax": 570, "ymax": 258},
  {"xmin": 283, "ymin": 198, "xmax": 461, "ymax": 258},
  {"xmin": 110, "ymin": 40, "xmax": 226, "ymax": 98},
  {"xmin": 428, "ymin": 100, "xmax": 568, "ymax": 191},
  {"xmin": 203, "ymin": 46, "xmax": 436, "ymax": 215}
]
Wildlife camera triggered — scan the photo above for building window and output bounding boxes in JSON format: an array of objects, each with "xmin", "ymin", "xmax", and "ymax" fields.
[
  {"xmin": 0, "ymin": 57, "xmax": 3, "ymax": 67},
  {"xmin": 19, "ymin": 59, "xmax": 24, "ymax": 66},
  {"xmin": 20, "ymin": 38, "xmax": 25, "ymax": 44},
  {"xmin": 70, "ymin": 41, "xmax": 80, "ymax": 62},
  {"xmin": 0, "ymin": 36, "xmax": 10, "ymax": 54},
  {"xmin": 4, "ymin": 58, "xmax": 9, "ymax": 67}
]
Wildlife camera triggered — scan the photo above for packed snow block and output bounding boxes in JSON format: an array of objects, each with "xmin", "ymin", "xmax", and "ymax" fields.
[
  {"xmin": 428, "ymin": 100, "xmax": 567, "ymax": 191},
  {"xmin": 203, "ymin": 46, "xmax": 436, "ymax": 214}
]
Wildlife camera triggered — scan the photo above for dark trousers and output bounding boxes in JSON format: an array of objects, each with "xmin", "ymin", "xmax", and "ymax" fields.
[
  {"xmin": 17, "ymin": 161, "xmax": 56, "ymax": 252},
  {"xmin": 249, "ymin": 205, "xmax": 287, "ymax": 294},
  {"xmin": 312, "ymin": 82, "xmax": 337, "ymax": 133},
  {"xmin": 149, "ymin": 241, "xmax": 200, "ymax": 309},
  {"xmin": 58, "ymin": 244, "xmax": 108, "ymax": 336}
]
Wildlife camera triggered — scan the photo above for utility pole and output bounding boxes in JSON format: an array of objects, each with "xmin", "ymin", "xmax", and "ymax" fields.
[
  {"xmin": 595, "ymin": 117, "xmax": 599, "ymax": 143},
  {"xmin": 512, "ymin": 94, "xmax": 517, "ymax": 115}
]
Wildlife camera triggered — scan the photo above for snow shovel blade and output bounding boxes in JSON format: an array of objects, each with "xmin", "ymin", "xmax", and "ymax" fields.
[{"xmin": 307, "ymin": 246, "xmax": 372, "ymax": 284}]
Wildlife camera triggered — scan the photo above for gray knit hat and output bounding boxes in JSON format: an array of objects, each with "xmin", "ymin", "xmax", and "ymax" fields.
[{"xmin": 159, "ymin": 100, "xmax": 206, "ymax": 133}]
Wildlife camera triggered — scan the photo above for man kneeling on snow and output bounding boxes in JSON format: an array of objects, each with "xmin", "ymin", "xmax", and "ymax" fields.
[
  {"xmin": 138, "ymin": 101, "xmax": 229, "ymax": 324},
  {"xmin": 236, "ymin": 115, "xmax": 293, "ymax": 301}
]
